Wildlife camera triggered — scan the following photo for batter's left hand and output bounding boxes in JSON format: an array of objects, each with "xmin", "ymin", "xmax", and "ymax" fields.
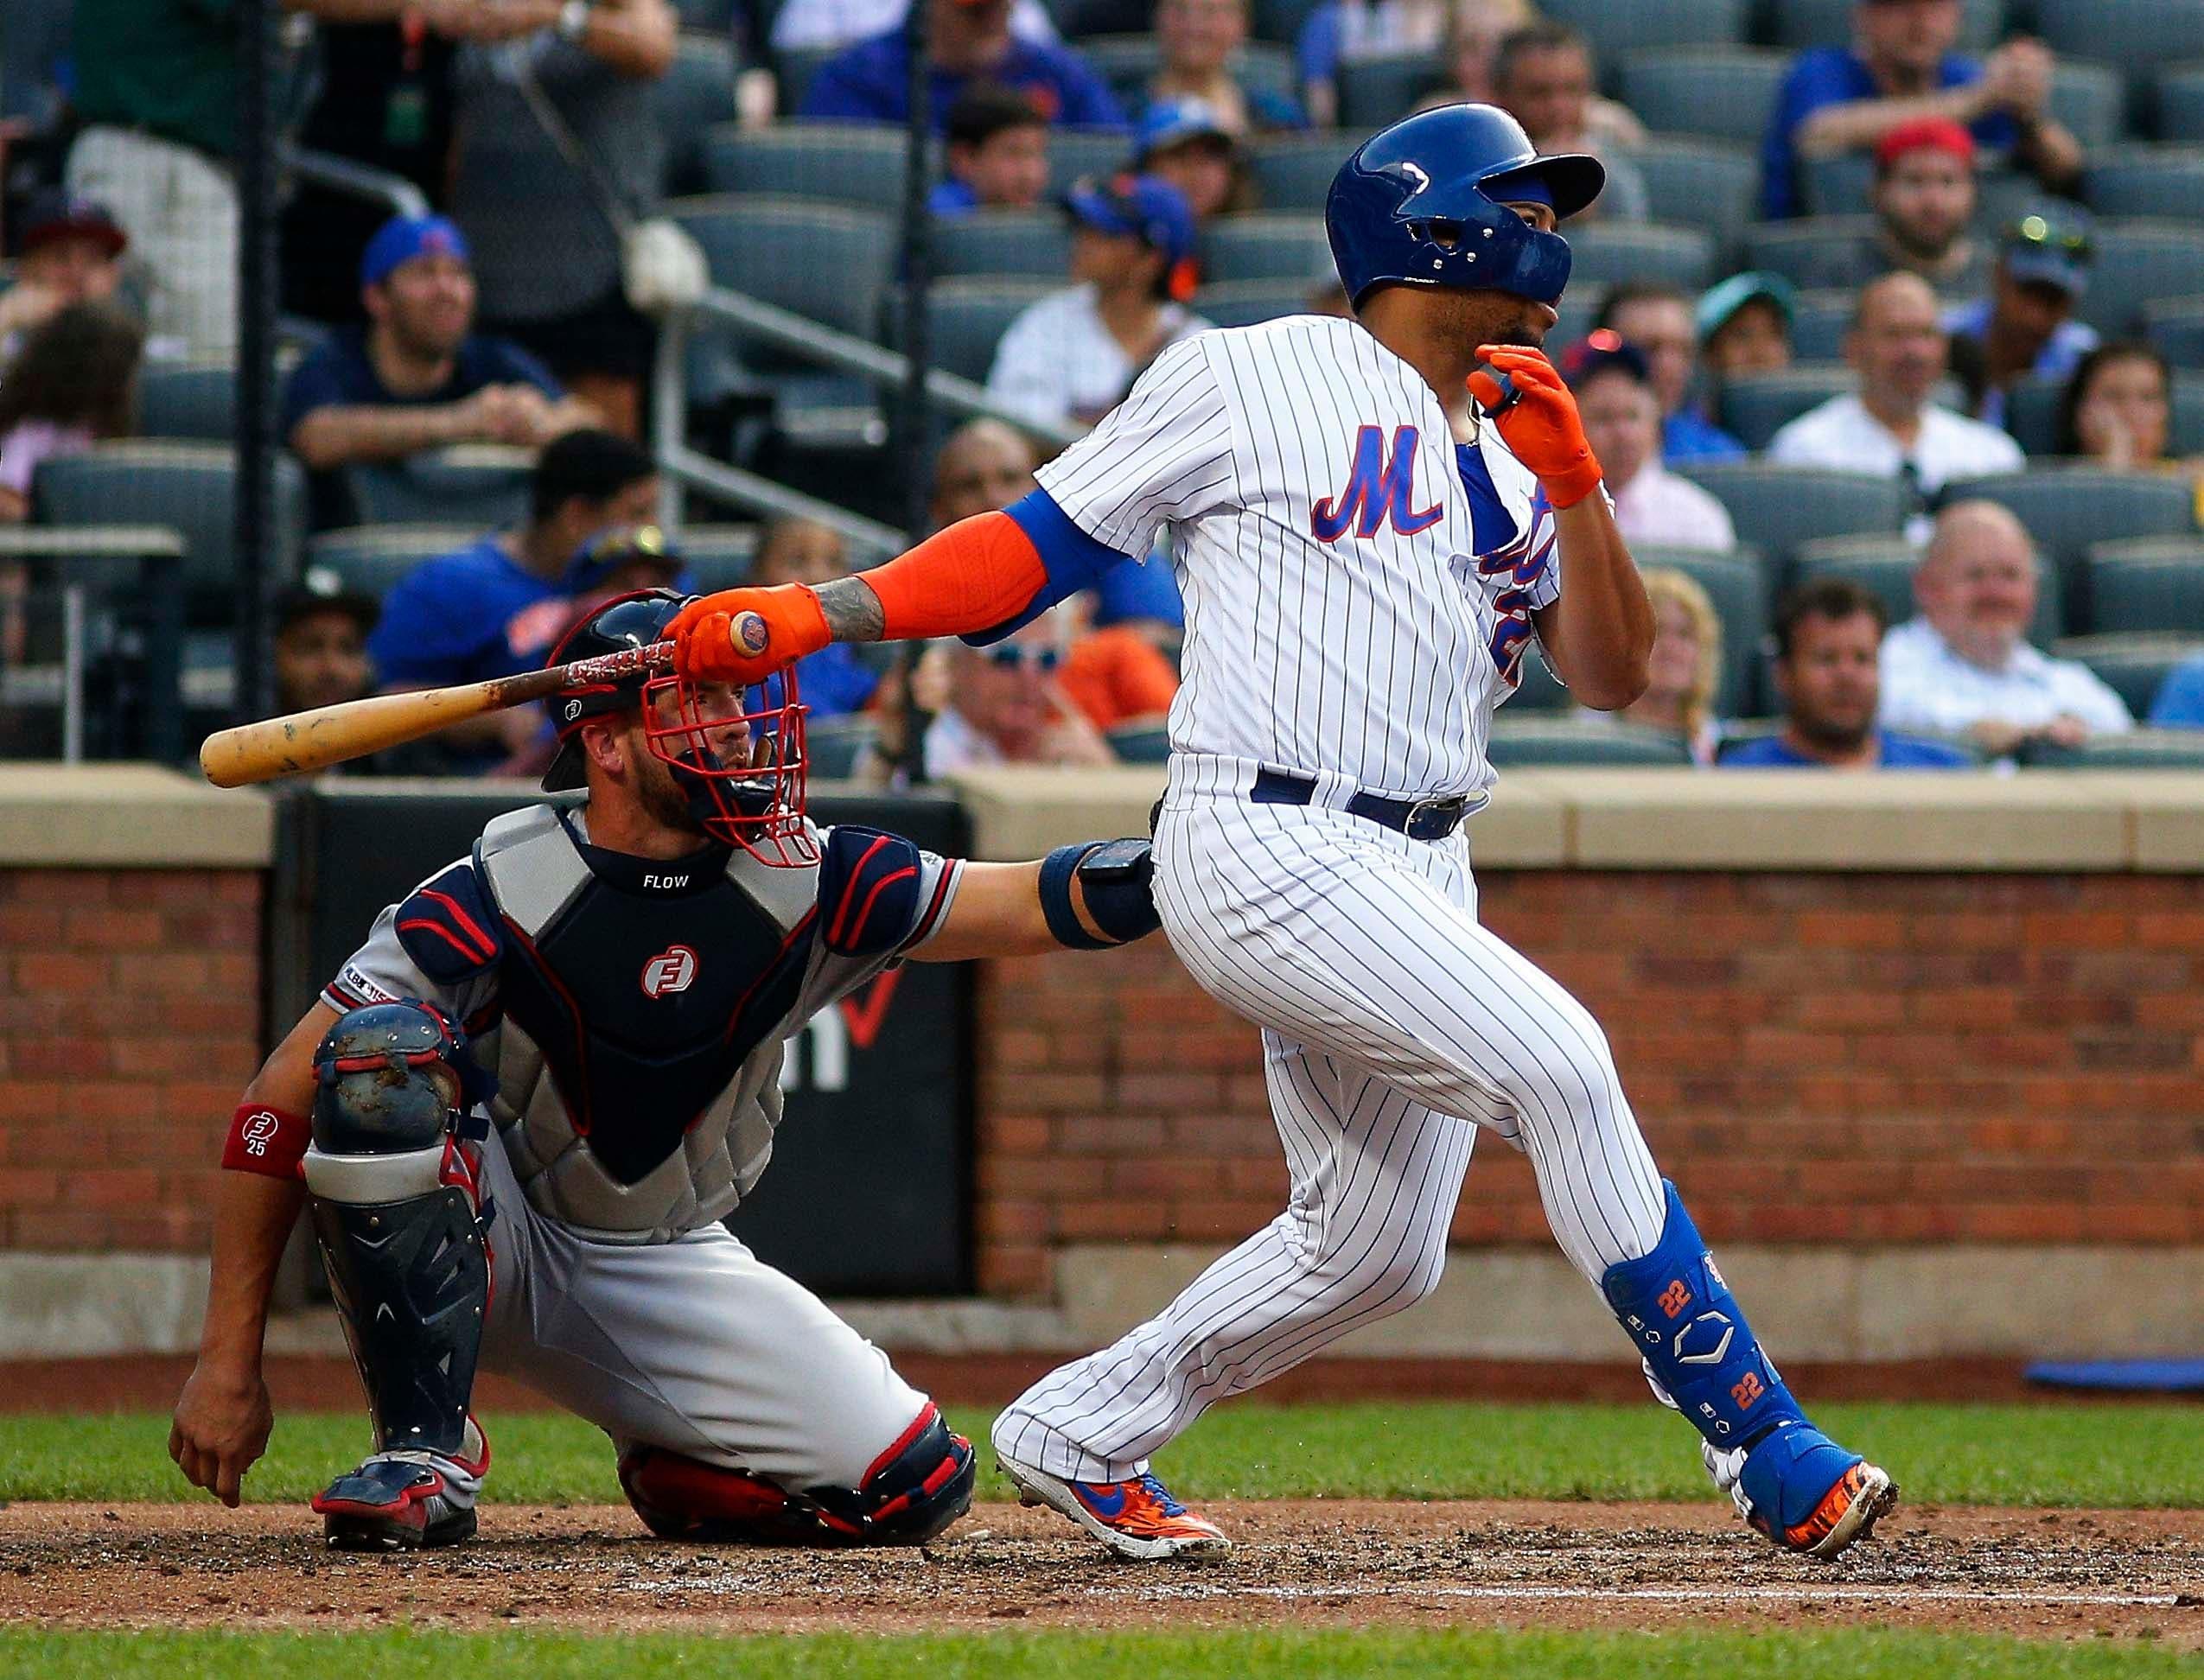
[{"xmin": 1469, "ymin": 347, "xmax": 1603, "ymax": 509}]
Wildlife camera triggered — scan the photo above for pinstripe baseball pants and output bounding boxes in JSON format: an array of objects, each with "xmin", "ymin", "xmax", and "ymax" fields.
[{"xmin": 993, "ymin": 760, "xmax": 1669, "ymax": 1483}]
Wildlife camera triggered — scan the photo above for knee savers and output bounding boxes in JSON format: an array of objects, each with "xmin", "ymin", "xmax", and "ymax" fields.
[
  {"xmin": 302, "ymin": 1002, "xmax": 490, "ymax": 1460},
  {"xmin": 620, "ymin": 1406, "xmax": 977, "ymax": 1549}
]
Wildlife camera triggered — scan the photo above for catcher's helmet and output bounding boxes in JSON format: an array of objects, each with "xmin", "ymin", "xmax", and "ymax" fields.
[
  {"xmin": 1325, "ymin": 103, "xmax": 1605, "ymax": 312},
  {"xmin": 541, "ymin": 588, "xmax": 813, "ymax": 865}
]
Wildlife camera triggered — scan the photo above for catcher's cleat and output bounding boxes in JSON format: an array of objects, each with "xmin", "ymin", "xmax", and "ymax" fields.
[
  {"xmin": 312, "ymin": 1417, "xmax": 487, "ymax": 1551},
  {"xmin": 999, "ymin": 1455, "xmax": 1232, "ymax": 1562},
  {"xmin": 1716, "ymin": 1423, "xmax": 1898, "ymax": 1561}
]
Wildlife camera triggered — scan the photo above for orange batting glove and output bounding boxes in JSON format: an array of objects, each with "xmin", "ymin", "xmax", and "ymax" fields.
[
  {"xmin": 666, "ymin": 585, "xmax": 831, "ymax": 687},
  {"xmin": 1468, "ymin": 345, "xmax": 1604, "ymax": 510}
]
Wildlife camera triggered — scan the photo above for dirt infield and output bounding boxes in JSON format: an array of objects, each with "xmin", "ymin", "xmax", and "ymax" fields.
[{"xmin": 4, "ymin": 1499, "xmax": 2200, "ymax": 1645}]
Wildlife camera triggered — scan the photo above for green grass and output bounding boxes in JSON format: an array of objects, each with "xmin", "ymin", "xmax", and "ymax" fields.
[
  {"xmin": 4, "ymin": 1400, "xmax": 2198, "ymax": 1508},
  {"xmin": 2, "ymin": 1629, "xmax": 2197, "ymax": 1680}
]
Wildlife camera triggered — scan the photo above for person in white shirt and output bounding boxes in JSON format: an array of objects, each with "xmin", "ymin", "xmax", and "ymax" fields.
[
  {"xmin": 1564, "ymin": 333, "xmax": 1736, "ymax": 553},
  {"xmin": 922, "ymin": 608, "xmax": 1115, "ymax": 776},
  {"xmin": 1767, "ymin": 271, "xmax": 2022, "ymax": 542},
  {"xmin": 985, "ymin": 174, "xmax": 1213, "ymax": 432},
  {"xmin": 1879, "ymin": 499, "xmax": 2131, "ymax": 757}
]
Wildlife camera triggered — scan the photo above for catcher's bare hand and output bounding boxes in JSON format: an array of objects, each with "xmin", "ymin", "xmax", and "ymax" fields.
[{"xmin": 169, "ymin": 1359, "xmax": 273, "ymax": 1509}]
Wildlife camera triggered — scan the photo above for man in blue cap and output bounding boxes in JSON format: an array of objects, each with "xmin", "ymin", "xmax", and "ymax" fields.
[
  {"xmin": 280, "ymin": 213, "xmax": 599, "ymax": 531},
  {"xmin": 984, "ymin": 174, "xmax": 1212, "ymax": 432},
  {"xmin": 1134, "ymin": 99, "xmax": 1241, "ymax": 224},
  {"xmin": 1943, "ymin": 213, "xmax": 2099, "ymax": 430}
]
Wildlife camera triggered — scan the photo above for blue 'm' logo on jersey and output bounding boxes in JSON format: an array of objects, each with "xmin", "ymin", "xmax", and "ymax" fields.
[{"xmin": 1311, "ymin": 425, "xmax": 1443, "ymax": 543}]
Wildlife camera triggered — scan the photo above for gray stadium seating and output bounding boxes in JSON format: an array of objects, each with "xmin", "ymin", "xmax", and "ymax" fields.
[
  {"xmin": 1194, "ymin": 277, "xmax": 1323, "ymax": 328},
  {"xmin": 1048, "ymin": 126, "xmax": 1138, "ymax": 194},
  {"xmin": 1940, "ymin": 468, "xmax": 2198, "ymax": 581},
  {"xmin": 1508, "ymin": 641, "xmax": 1570, "ymax": 713},
  {"xmin": 1997, "ymin": 374, "xmax": 2204, "ymax": 460},
  {"xmin": 1741, "ymin": 215, "xmax": 1877, "ymax": 291},
  {"xmin": 893, "ymin": 277, "xmax": 1054, "ymax": 381},
  {"xmin": 1105, "ymin": 722, "xmax": 1170, "ymax": 762},
  {"xmin": 2144, "ymin": 295, "xmax": 2204, "ymax": 369},
  {"xmin": 2054, "ymin": 637, "xmax": 2204, "ymax": 721},
  {"xmin": 675, "ymin": 525, "xmax": 760, "ymax": 594},
  {"xmin": 1670, "ymin": 462, "xmax": 1906, "ymax": 566},
  {"xmin": 1080, "ymin": 36, "xmax": 1296, "ymax": 108},
  {"xmin": 933, "ymin": 209, "xmax": 1071, "ymax": 278},
  {"xmin": 701, "ymin": 123, "xmax": 912, "ymax": 212},
  {"xmin": 2036, "ymin": 0, "xmax": 2204, "ymax": 82},
  {"xmin": 1617, "ymin": 48, "xmax": 1789, "ymax": 147},
  {"xmin": 1788, "ymin": 289, "xmax": 1856, "ymax": 361},
  {"xmin": 1564, "ymin": 221, "xmax": 1716, "ymax": 293},
  {"xmin": 805, "ymin": 714, "xmax": 878, "ymax": 780},
  {"xmin": 1245, "ymin": 133, "xmax": 1351, "ymax": 213},
  {"xmin": 772, "ymin": 48, "xmax": 834, "ymax": 113},
  {"xmin": 303, "ymin": 526, "xmax": 476, "ymax": 601},
  {"xmin": 2159, "ymin": 64, "xmax": 2204, "ymax": 143},
  {"xmin": 1202, "ymin": 213, "xmax": 1332, "ymax": 283},
  {"xmin": 137, "ymin": 362, "xmax": 242, "ymax": 442},
  {"xmin": 673, "ymin": 0, "xmax": 732, "ymax": 33},
  {"xmin": 2061, "ymin": 220, "xmax": 2204, "ymax": 337},
  {"xmin": 1336, "ymin": 54, "xmax": 1436, "ymax": 130},
  {"xmin": 1717, "ymin": 364, "xmax": 1853, "ymax": 451},
  {"xmin": 1252, "ymin": 0, "xmax": 1318, "ymax": 48},
  {"xmin": 2020, "ymin": 722, "xmax": 2204, "ymax": 767},
  {"xmin": 1485, "ymin": 717, "xmax": 1695, "ymax": 766},
  {"xmin": 2084, "ymin": 145, "xmax": 2204, "ymax": 223},
  {"xmin": 1799, "ymin": 152, "xmax": 1874, "ymax": 219},
  {"xmin": 667, "ymin": 194, "xmax": 895, "ymax": 338},
  {"xmin": 1634, "ymin": 544, "xmax": 1767, "ymax": 716},
  {"xmin": 1788, "ymin": 532, "xmax": 2064, "ymax": 648},
  {"xmin": 2083, "ymin": 538, "xmax": 2204, "ymax": 636},
  {"xmin": 1538, "ymin": 0, "xmax": 1749, "ymax": 86},
  {"xmin": 1770, "ymin": 0, "xmax": 2002, "ymax": 52},
  {"xmin": 2047, "ymin": 60, "xmax": 2127, "ymax": 151},
  {"xmin": 1623, "ymin": 140, "xmax": 1758, "ymax": 260},
  {"xmin": 341, "ymin": 447, "xmax": 533, "ymax": 531},
  {"xmin": 658, "ymin": 34, "xmax": 742, "ymax": 197}
]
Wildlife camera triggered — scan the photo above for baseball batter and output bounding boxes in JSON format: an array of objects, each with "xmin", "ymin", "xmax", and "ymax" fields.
[
  {"xmin": 169, "ymin": 589, "xmax": 1168, "ymax": 1550},
  {"xmin": 668, "ymin": 105, "xmax": 1895, "ymax": 1564}
]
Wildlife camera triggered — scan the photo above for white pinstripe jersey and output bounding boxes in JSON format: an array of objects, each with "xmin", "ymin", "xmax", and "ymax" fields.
[{"xmin": 1035, "ymin": 313, "xmax": 1560, "ymax": 802}]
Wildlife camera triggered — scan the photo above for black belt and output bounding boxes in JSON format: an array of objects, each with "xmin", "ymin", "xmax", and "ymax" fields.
[{"xmin": 1250, "ymin": 769, "xmax": 1471, "ymax": 841}]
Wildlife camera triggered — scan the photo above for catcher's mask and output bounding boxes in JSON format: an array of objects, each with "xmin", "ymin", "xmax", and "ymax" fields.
[{"xmin": 541, "ymin": 587, "xmax": 815, "ymax": 867}]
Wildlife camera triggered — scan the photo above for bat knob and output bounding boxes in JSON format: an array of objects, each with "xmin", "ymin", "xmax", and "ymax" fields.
[{"xmin": 731, "ymin": 611, "xmax": 772, "ymax": 659}]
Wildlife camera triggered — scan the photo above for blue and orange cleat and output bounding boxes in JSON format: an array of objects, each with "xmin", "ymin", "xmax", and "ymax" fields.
[
  {"xmin": 1710, "ymin": 1422, "xmax": 1898, "ymax": 1561},
  {"xmin": 999, "ymin": 1455, "xmax": 1233, "ymax": 1561}
]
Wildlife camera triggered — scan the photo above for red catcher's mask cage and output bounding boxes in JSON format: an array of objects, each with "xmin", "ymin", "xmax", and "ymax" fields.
[{"xmin": 636, "ymin": 665, "xmax": 816, "ymax": 868}]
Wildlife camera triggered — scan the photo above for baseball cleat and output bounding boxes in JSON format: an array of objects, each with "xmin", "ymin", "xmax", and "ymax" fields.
[
  {"xmin": 998, "ymin": 1456, "xmax": 1232, "ymax": 1561},
  {"xmin": 312, "ymin": 1417, "xmax": 487, "ymax": 1550},
  {"xmin": 1727, "ymin": 1422, "xmax": 1898, "ymax": 1561}
]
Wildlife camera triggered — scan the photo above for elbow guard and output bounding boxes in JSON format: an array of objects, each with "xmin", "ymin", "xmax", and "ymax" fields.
[{"xmin": 1039, "ymin": 839, "xmax": 1161, "ymax": 950}]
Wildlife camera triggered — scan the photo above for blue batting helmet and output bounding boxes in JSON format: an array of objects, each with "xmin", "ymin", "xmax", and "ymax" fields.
[{"xmin": 1325, "ymin": 104, "xmax": 1604, "ymax": 312}]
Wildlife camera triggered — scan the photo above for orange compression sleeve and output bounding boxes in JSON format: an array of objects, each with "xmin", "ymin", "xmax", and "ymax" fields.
[{"xmin": 860, "ymin": 511, "xmax": 1050, "ymax": 641}]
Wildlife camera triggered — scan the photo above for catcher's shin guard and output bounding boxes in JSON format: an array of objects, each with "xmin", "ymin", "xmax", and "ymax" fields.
[{"xmin": 303, "ymin": 1002, "xmax": 491, "ymax": 1459}]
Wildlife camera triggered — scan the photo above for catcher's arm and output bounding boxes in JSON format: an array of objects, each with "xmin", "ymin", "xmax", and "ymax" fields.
[{"xmin": 907, "ymin": 842, "xmax": 1160, "ymax": 964}]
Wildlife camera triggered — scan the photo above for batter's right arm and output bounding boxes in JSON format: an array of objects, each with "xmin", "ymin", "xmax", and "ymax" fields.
[{"xmin": 169, "ymin": 1002, "xmax": 338, "ymax": 1507}]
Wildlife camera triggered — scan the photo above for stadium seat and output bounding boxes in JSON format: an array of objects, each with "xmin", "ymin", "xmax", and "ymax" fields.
[
  {"xmin": 2145, "ymin": 295, "xmax": 2204, "ymax": 369},
  {"xmin": 890, "ymin": 277, "xmax": 1054, "ymax": 381},
  {"xmin": 2061, "ymin": 220, "xmax": 2204, "ymax": 338},
  {"xmin": 341, "ymin": 446, "xmax": 533, "ymax": 531},
  {"xmin": 1622, "ymin": 140, "xmax": 1758, "ymax": 259},
  {"xmin": 1718, "ymin": 364, "xmax": 1853, "ymax": 451},
  {"xmin": 701, "ymin": 123, "xmax": 913, "ymax": 213},
  {"xmin": 1485, "ymin": 716, "xmax": 1695, "ymax": 766},
  {"xmin": 1245, "ymin": 133, "xmax": 1350, "ymax": 213},
  {"xmin": 675, "ymin": 525, "xmax": 759, "ymax": 593},
  {"xmin": 1940, "ymin": 468, "xmax": 2197, "ymax": 582},
  {"xmin": 2019, "ymin": 722, "xmax": 2204, "ymax": 767},
  {"xmin": 1741, "ymin": 215, "xmax": 1878, "ymax": 291},
  {"xmin": 1105, "ymin": 721, "xmax": 1171, "ymax": 762},
  {"xmin": 2159, "ymin": 64, "xmax": 2204, "ymax": 143},
  {"xmin": 1080, "ymin": 36, "xmax": 1297, "ymax": 109},
  {"xmin": 1251, "ymin": 0, "xmax": 1319, "ymax": 48},
  {"xmin": 668, "ymin": 194, "xmax": 895, "ymax": 338},
  {"xmin": 1048, "ymin": 126, "xmax": 1138, "ymax": 194},
  {"xmin": 303, "ymin": 526, "xmax": 478, "ymax": 602},
  {"xmin": 1634, "ymin": 544, "xmax": 1768, "ymax": 715},
  {"xmin": 933, "ymin": 209, "xmax": 1071, "ymax": 277},
  {"xmin": 1789, "ymin": 532, "xmax": 2063, "ymax": 648},
  {"xmin": 1616, "ymin": 48, "xmax": 1789, "ymax": 147},
  {"xmin": 1507, "ymin": 641, "xmax": 1570, "ymax": 713},
  {"xmin": 1670, "ymin": 462, "xmax": 1905, "ymax": 566},
  {"xmin": 657, "ymin": 34, "xmax": 741, "ymax": 197},
  {"xmin": 137, "ymin": 362, "xmax": 242, "ymax": 442},
  {"xmin": 1538, "ymin": 0, "xmax": 1748, "ymax": 84},
  {"xmin": 2046, "ymin": 60, "xmax": 2127, "ymax": 151},
  {"xmin": 2083, "ymin": 538, "xmax": 2204, "ymax": 636},
  {"xmin": 1799, "ymin": 152, "xmax": 1874, "ymax": 219},
  {"xmin": 1770, "ymin": 0, "xmax": 2002, "ymax": 52},
  {"xmin": 1202, "ymin": 213, "xmax": 1331, "ymax": 282},
  {"xmin": 1563, "ymin": 222, "xmax": 1715, "ymax": 293},
  {"xmin": 35, "ymin": 442, "xmax": 306, "ymax": 630},
  {"xmin": 1789, "ymin": 289, "xmax": 1855, "ymax": 361},
  {"xmin": 2084, "ymin": 145, "xmax": 2204, "ymax": 223},
  {"xmin": 673, "ymin": 0, "xmax": 732, "ymax": 32},
  {"xmin": 2000, "ymin": 372, "xmax": 2204, "ymax": 460},
  {"xmin": 806, "ymin": 713, "xmax": 878, "ymax": 780},
  {"xmin": 1337, "ymin": 54, "xmax": 1436, "ymax": 130},
  {"xmin": 2036, "ymin": 0, "xmax": 2204, "ymax": 83},
  {"xmin": 772, "ymin": 48, "xmax": 834, "ymax": 113},
  {"xmin": 1194, "ymin": 277, "xmax": 1322, "ymax": 327}
]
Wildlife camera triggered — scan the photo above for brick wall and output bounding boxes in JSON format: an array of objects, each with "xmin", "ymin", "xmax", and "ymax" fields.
[
  {"xmin": 972, "ymin": 871, "xmax": 2204, "ymax": 1297},
  {"xmin": 0, "ymin": 869, "xmax": 263, "ymax": 1252}
]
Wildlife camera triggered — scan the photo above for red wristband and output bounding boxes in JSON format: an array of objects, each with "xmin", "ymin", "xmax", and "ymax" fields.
[{"xmin": 221, "ymin": 1102, "xmax": 309, "ymax": 1179}]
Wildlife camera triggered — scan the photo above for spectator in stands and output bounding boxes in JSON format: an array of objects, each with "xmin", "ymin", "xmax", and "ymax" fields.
[
  {"xmin": 0, "ymin": 191, "xmax": 127, "ymax": 361},
  {"xmin": 283, "ymin": 215, "xmax": 598, "ymax": 532},
  {"xmin": 0, "ymin": 300, "xmax": 143, "ymax": 524},
  {"xmin": 986, "ymin": 175, "xmax": 1210, "ymax": 432},
  {"xmin": 801, "ymin": 0, "xmax": 1125, "ymax": 131},
  {"xmin": 1944, "ymin": 213, "xmax": 2099, "ymax": 430},
  {"xmin": 1596, "ymin": 282, "xmax": 1744, "ymax": 463},
  {"xmin": 923, "ymin": 607, "xmax": 1116, "ymax": 774},
  {"xmin": 1723, "ymin": 579, "xmax": 1971, "ymax": 769},
  {"xmin": 929, "ymin": 417, "xmax": 1040, "ymax": 528},
  {"xmin": 1760, "ymin": 0, "xmax": 2081, "ymax": 221},
  {"xmin": 933, "ymin": 83, "xmax": 1054, "ymax": 216},
  {"xmin": 1768, "ymin": 272, "xmax": 2022, "ymax": 540},
  {"xmin": 1296, "ymin": 0, "xmax": 1457, "ymax": 130},
  {"xmin": 558, "ymin": 522, "xmax": 688, "ymax": 620},
  {"xmin": 1144, "ymin": 0, "xmax": 1304, "ymax": 133},
  {"xmin": 2146, "ymin": 651, "xmax": 2204, "ymax": 729},
  {"xmin": 1057, "ymin": 593, "xmax": 1180, "ymax": 733},
  {"xmin": 447, "ymin": 0, "xmax": 676, "ymax": 442},
  {"xmin": 1793, "ymin": 118, "xmax": 1988, "ymax": 294},
  {"xmin": 272, "ymin": 576, "xmax": 379, "ymax": 716},
  {"xmin": 770, "ymin": 0, "xmax": 1059, "ymax": 55},
  {"xmin": 1880, "ymin": 499, "xmax": 2131, "ymax": 755},
  {"xmin": 1562, "ymin": 334, "xmax": 1736, "ymax": 552},
  {"xmin": 1415, "ymin": 0, "xmax": 1535, "ymax": 112},
  {"xmin": 1583, "ymin": 567, "xmax": 1723, "ymax": 766},
  {"xmin": 2059, "ymin": 343, "xmax": 2204, "ymax": 522},
  {"xmin": 1696, "ymin": 272, "xmax": 1794, "ymax": 428},
  {"xmin": 749, "ymin": 515, "xmax": 883, "ymax": 719},
  {"xmin": 1135, "ymin": 99, "xmax": 1244, "ymax": 223},
  {"xmin": 367, "ymin": 430, "xmax": 660, "ymax": 773},
  {"xmin": 1488, "ymin": 22, "xmax": 1647, "ymax": 221}
]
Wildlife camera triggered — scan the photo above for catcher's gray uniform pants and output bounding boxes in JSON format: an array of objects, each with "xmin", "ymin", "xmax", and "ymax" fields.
[{"xmin": 466, "ymin": 1121, "xmax": 929, "ymax": 1492}]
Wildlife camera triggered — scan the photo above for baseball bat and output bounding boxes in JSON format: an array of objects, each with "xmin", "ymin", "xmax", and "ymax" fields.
[{"xmin": 197, "ymin": 641, "xmax": 672, "ymax": 787}]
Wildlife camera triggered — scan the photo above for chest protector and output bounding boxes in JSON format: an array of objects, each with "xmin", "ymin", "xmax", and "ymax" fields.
[{"xmin": 473, "ymin": 806, "xmax": 822, "ymax": 1244}]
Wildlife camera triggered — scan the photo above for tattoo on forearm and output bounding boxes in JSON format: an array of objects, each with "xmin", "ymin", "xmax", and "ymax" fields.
[{"xmin": 816, "ymin": 576, "xmax": 885, "ymax": 643}]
